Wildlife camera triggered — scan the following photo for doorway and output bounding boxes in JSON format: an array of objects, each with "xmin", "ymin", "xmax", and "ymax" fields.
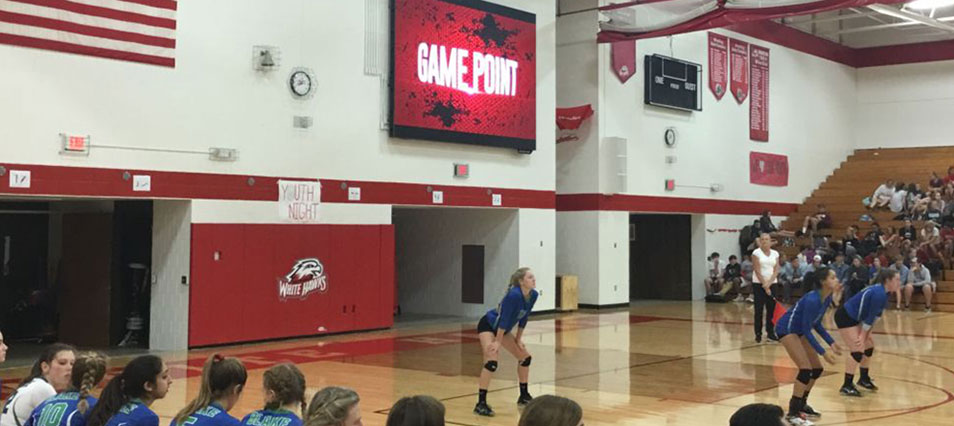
[{"xmin": 629, "ymin": 214, "xmax": 692, "ymax": 300}]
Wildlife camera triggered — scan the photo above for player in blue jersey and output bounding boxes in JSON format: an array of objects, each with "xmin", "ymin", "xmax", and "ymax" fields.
[
  {"xmin": 835, "ymin": 268, "xmax": 900, "ymax": 397},
  {"xmin": 24, "ymin": 352, "xmax": 108, "ymax": 426},
  {"xmin": 775, "ymin": 267, "xmax": 844, "ymax": 426},
  {"xmin": 473, "ymin": 267, "xmax": 539, "ymax": 417},
  {"xmin": 171, "ymin": 355, "xmax": 247, "ymax": 426},
  {"xmin": 241, "ymin": 364, "xmax": 306, "ymax": 426},
  {"xmin": 304, "ymin": 387, "xmax": 362, "ymax": 426},
  {"xmin": 86, "ymin": 355, "xmax": 171, "ymax": 426}
]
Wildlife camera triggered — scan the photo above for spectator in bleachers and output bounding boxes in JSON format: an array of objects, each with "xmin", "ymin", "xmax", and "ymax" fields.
[
  {"xmin": 882, "ymin": 226, "xmax": 901, "ymax": 259},
  {"xmin": 930, "ymin": 172, "xmax": 945, "ymax": 189},
  {"xmin": 889, "ymin": 256, "xmax": 910, "ymax": 310},
  {"xmin": 919, "ymin": 221, "xmax": 941, "ymax": 250},
  {"xmin": 943, "ymin": 238, "xmax": 954, "ymax": 270},
  {"xmin": 780, "ymin": 257, "xmax": 809, "ymax": 303},
  {"xmin": 738, "ymin": 254, "xmax": 755, "ymax": 303},
  {"xmin": 868, "ymin": 179, "xmax": 895, "ymax": 209},
  {"xmin": 841, "ymin": 226, "xmax": 861, "ymax": 258},
  {"xmin": 704, "ymin": 252, "xmax": 728, "ymax": 297},
  {"xmin": 800, "ymin": 204, "xmax": 832, "ymax": 237},
  {"xmin": 832, "ymin": 254, "xmax": 850, "ymax": 284},
  {"xmin": 917, "ymin": 241, "xmax": 944, "ymax": 279},
  {"xmin": 869, "ymin": 258, "xmax": 884, "ymax": 284},
  {"xmin": 722, "ymin": 255, "xmax": 743, "ymax": 299},
  {"xmin": 909, "ymin": 184, "xmax": 930, "ymax": 217},
  {"xmin": 889, "ymin": 182, "xmax": 907, "ymax": 215},
  {"xmin": 864, "ymin": 247, "xmax": 889, "ymax": 268},
  {"xmin": 925, "ymin": 200, "xmax": 944, "ymax": 223},
  {"xmin": 729, "ymin": 403, "xmax": 786, "ymax": 426},
  {"xmin": 904, "ymin": 258, "xmax": 936, "ymax": 312},
  {"xmin": 945, "ymin": 166, "xmax": 954, "ymax": 185},
  {"xmin": 846, "ymin": 256, "xmax": 869, "ymax": 300},
  {"xmin": 860, "ymin": 223, "xmax": 884, "ymax": 257},
  {"xmin": 807, "ymin": 255, "xmax": 823, "ymax": 273},
  {"xmin": 740, "ymin": 220, "xmax": 762, "ymax": 255},
  {"xmin": 905, "ymin": 247, "xmax": 918, "ymax": 268},
  {"xmin": 760, "ymin": 211, "xmax": 795, "ymax": 239},
  {"xmin": 899, "ymin": 219, "xmax": 917, "ymax": 241}
]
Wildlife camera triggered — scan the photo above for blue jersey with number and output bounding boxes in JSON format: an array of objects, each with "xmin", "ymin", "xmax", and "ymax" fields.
[
  {"xmin": 104, "ymin": 400, "xmax": 158, "ymax": 426},
  {"xmin": 775, "ymin": 290, "xmax": 836, "ymax": 355},
  {"xmin": 24, "ymin": 392, "xmax": 98, "ymax": 426},
  {"xmin": 169, "ymin": 403, "xmax": 240, "ymax": 426},
  {"xmin": 240, "ymin": 410, "xmax": 301, "ymax": 426}
]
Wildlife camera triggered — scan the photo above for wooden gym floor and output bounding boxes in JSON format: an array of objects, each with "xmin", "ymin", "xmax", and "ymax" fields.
[{"xmin": 2, "ymin": 301, "xmax": 954, "ymax": 425}]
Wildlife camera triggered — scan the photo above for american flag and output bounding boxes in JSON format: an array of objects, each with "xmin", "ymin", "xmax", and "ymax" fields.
[{"xmin": 0, "ymin": 0, "xmax": 176, "ymax": 67}]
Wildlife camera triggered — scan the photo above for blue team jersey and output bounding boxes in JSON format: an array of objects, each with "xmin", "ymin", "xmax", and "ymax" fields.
[
  {"xmin": 169, "ymin": 404, "xmax": 240, "ymax": 426},
  {"xmin": 104, "ymin": 400, "xmax": 158, "ymax": 426},
  {"xmin": 483, "ymin": 287, "xmax": 539, "ymax": 334},
  {"xmin": 240, "ymin": 410, "xmax": 301, "ymax": 426},
  {"xmin": 24, "ymin": 392, "xmax": 98, "ymax": 426},
  {"xmin": 844, "ymin": 284, "xmax": 888, "ymax": 330},
  {"xmin": 775, "ymin": 290, "xmax": 836, "ymax": 355}
]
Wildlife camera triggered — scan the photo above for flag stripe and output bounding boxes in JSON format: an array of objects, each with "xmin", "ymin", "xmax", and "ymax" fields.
[
  {"xmin": 117, "ymin": 0, "xmax": 175, "ymax": 11},
  {"xmin": 0, "ymin": 32, "xmax": 173, "ymax": 65},
  {"xmin": 0, "ymin": 21, "xmax": 174, "ymax": 57},
  {"xmin": 2, "ymin": 1, "xmax": 176, "ymax": 38},
  {"xmin": 0, "ymin": 10, "xmax": 173, "ymax": 47},
  {"xmin": 7, "ymin": 0, "xmax": 175, "ymax": 29},
  {"xmin": 69, "ymin": 0, "xmax": 175, "ymax": 20}
]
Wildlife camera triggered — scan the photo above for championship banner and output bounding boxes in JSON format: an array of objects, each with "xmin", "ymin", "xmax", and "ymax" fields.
[
  {"xmin": 611, "ymin": 40, "xmax": 637, "ymax": 84},
  {"xmin": 750, "ymin": 152, "xmax": 787, "ymax": 187},
  {"xmin": 749, "ymin": 44, "xmax": 770, "ymax": 142},
  {"xmin": 729, "ymin": 38, "xmax": 749, "ymax": 104},
  {"xmin": 556, "ymin": 104, "xmax": 594, "ymax": 143},
  {"xmin": 279, "ymin": 180, "xmax": 321, "ymax": 223},
  {"xmin": 707, "ymin": 32, "xmax": 728, "ymax": 100}
]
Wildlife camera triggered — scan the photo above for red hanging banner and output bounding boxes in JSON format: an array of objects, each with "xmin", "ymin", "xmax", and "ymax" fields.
[
  {"xmin": 708, "ymin": 32, "xmax": 728, "ymax": 101},
  {"xmin": 556, "ymin": 104, "xmax": 595, "ymax": 143},
  {"xmin": 729, "ymin": 38, "xmax": 749, "ymax": 104},
  {"xmin": 750, "ymin": 151, "xmax": 787, "ymax": 187},
  {"xmin": 611, "ymin": 40, "xmax": 637, "ymax": 84},
  {"xmin": 749, "ymin": 44, "xmax": 770, "ymax": 142}
]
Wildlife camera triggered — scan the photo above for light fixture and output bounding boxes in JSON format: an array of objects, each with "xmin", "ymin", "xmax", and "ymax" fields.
[{"xmin": 907, "ymin": 0, "xmax": 954, "ymax": 10}]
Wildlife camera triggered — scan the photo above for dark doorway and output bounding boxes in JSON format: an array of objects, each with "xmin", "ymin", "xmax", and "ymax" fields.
[{"xmin": 630, "ymin": 214, "xmax": 692, "ymax": 300}]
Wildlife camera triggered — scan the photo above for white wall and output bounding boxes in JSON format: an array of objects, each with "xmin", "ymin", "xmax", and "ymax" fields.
[
  {"xmin": 150, "ymin": 200, "xmax": 191, "ymax": 350},
  {"xmin": 393, "ymin": 208, "xmax": 519, "ymax": 318},
  {"xmin": 555, "ymin": 210, "xmax": 629, "ymax": 305},
  {"xmin": 600, "ymin": 28, "xmax": 857, "ymax": 202},
  {"xmin": 0, "ymin": 0, "xmax": 555, "ymax": 192},
  {"xmin": 855, "ymin": 60, "xmax": 954, "ymax": 149},
  {"xmin": 518, "ymin": 209, "xmax": 557, "ymax": 311}
]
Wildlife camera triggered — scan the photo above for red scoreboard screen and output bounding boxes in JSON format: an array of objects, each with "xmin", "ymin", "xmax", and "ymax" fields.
[{"xmin": 390, "ymin": 0, "xmax": 536, "ymax": 152}]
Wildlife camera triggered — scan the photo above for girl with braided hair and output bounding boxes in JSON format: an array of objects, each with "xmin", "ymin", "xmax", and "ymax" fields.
[
  {"xmin": 241, "ymin": 364, "xmax": 306, "ymax": 426},
  {"xmin": 171, "ymin": 355, "xmax": 247, "ymax": 426},
  {"xmin": 24, "ymin": 352, "xmax": 108, "ymax": 426},
  {"xmin": 304, "ymin": 387, "xmax": 361, "ymax": 426},
  {"xmin": 86, "ymin": 355, "xmax": 171, "ymax": 426}
]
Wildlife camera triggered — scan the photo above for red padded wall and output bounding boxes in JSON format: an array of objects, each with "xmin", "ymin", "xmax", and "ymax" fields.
[{"xmin": 189, "ymin": 224, "xmax": 394, "ymax": 347}]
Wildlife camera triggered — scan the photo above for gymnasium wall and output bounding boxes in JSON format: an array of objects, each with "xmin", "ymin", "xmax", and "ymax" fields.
[
  {"xmin": 0, "ymin": 0, "xmax": 555, "ymax": 192},
  {"xmin": 855, "ymin": 60, "xmax": 954, "ymax": 149}
]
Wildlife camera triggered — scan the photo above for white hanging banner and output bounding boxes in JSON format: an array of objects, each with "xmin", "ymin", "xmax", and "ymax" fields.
[{"xmin": 278, "ymin": 180, "xmax": 321, "ymax": 223}]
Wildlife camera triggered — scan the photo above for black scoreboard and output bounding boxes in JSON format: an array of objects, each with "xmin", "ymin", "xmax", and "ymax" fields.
[{"xmin": 644, "ymin": 54, "xmax": 702, "ymax": 112}]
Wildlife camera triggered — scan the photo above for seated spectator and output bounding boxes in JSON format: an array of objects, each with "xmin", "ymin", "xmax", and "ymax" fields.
[
  {"xmin": 780, "ymin": 257, "xmax": 809, "ymax": 303},
  {"xmin": 738, "ymin": 254, "xmax": 755, "ymax": 303},
  {"xmin": 904, "ymin": 258, "xmax": 937, "ymax": 312},
  {"xmin": 759, "ymin": 211, "xmax": 794, "ymax": 239},
  {"xmin": 704, "ymin": 252, "xmax": 728, "ymax": 297},
  {"xmin": 729, "ymin": 403, "xmax": 787, "ymax": 426},
  {"xmin": 943, "ymin": 238, "xmax": 954, "ymax": 270},
  {"xmin": 518, "ymin": 395, "xmax": 582, "ymax": 426},
  {"xmin": 740, "ymin": 220, "xmax": 762, "ymax": 254},
  {"xmin": 832, "ymin": 253, "xmax": 850, "ymax": 284},
  {"xmin": 909, "ymin": 183, "xmax": 929, "ymax": 217},
  {"xmin": 945, "ymin": 166, "xmax": 954, "ymax": 185},
  {"xmin": 864, "ymin": 247, "xmax": 889, "ymax": 267},
  {"xmin": 889, "ymin": 182, "xmax": 907, "ymax": 214},
  {"xmin": 812, "ymin": 235, "xmax": 833, "ymax": 262},
  {"xmin": 869, "ymin": 179, "xmax": 895, "ymax": 209},
  {"xmin": 860, "ymin": 222, "xmax": 884, "ymax": 257},
  {"xmin": 881, "ymin": 226, "xmax": 901, "ymax": 259},
  {"xmin": 930, "ymin": 171, "xmax": 945, "ymax": 189},
  {"xmin": 840, "ymin": 226, "xmax": 861, "ymax": 258},
  {"xmin": 941, "ymin": 200, "xmax": 954, "ymax": 227},
  {"xmin": 919, "ymin": 221, "xmax": 941, "ymax": 249},
  {"xmin": 306, "ymin": 387, "xmax": 361, "ymax": 426},
  {"xmin": 904, "ymin": 247, "xmax": 918, "ymax": 267},
  {"xmin": 899, "ymin": 219, "xmax": 917, "ymax": 241},
  {"xmin": 846, "ymin": 256, "xmax": 870, "ymax": 300},
  {"xmin": 869, "ymin": 258, "xmax": 884, "ymax": 284},
  {"xmin": 889, "ymin": 256, "xmax": 910, "ymax": 310},
  {"xmin": 807, "ymin": 254, "xmax": 823, "ymax": 273},
  {"xmin": 917, "ymin": 242, "xmax": 944, "ymax": 278},
  {"xmin": 386, "ymin": 395, "xmax": 445, "ymax": 426},
  {"xmin": 924, "ymin": 200, "xmax": 943, "ymax": 223},
  {"xmin": 721, "ymin": 255, "xmax": 743, "ymax": 299},
  {"xmin": 800, "ymin": 204, "xmax": 832, "ymax": 237}
]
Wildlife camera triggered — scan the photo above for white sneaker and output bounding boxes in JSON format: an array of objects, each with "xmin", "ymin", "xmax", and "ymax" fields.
[
  {"xmin": 734, "ymin": 294, "xmax": 745, "ymax": 302},
  {"xmin": 746, "ymin": 296, "xmax": 755, "ymax": 303},
  {"xmin": 786, "ymin": 415, "xmax": 815, "ymax": 426}
]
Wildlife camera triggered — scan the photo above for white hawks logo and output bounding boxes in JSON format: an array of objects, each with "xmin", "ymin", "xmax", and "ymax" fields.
[{"xmin": 278, "ymin": 258, "xmax": 328, "ymax": 301}]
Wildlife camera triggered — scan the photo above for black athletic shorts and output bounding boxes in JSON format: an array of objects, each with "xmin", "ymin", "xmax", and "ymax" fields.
[
  {"xmin": 477, "ymin": 315, "xmax": 497, "ymax": 334},
  {"xmin": 834, "ymin": 305, "xmax": 860, "ymax": 329}
]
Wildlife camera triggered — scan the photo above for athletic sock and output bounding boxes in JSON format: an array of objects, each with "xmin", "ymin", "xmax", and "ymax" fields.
[
  {"xmin": 478, "ymin": 389, "xmax": 488, "ymax": 404},
  {"xmin": 788, "ymin": 396, "xmax": 804, "ymax": 417},
  {"xmin": 860, "ymin": 368, "xmax": 870, "ymax": 381},
  {"xmin": 519, "ymin": 383, "xmax": 530, "ymax": 398},
  {"xmin": 843, "ymin": 373, "xmax": 854, "ymax": 387},
  {"xmin": 803, "ymin": 389, "xmax": 811, "ymax": 404}
]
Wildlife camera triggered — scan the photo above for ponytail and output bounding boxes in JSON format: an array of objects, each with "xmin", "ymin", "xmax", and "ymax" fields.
[
  {"xmin": 72, "ymin": 352, "xmax": 108, "ymax": 415},
  {"xmin": 497, "ymin": 267, "xmax": 531, "ymax": 314},
  {"xmin": 87, "ymin": 355, "xmax": 163, "ymax": 426},
  {"xmin": 262, "ymin": 363, "xmax": 306, "ymax": 417},
  {"xmin": 174, "ymin": 355, "xmax": 247, "ymax": 425}
]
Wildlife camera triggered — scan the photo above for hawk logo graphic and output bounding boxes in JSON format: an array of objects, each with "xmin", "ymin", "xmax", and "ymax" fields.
[{"xmin": 278, "ymin": 258, "xmax": 328, "ymax": 301}]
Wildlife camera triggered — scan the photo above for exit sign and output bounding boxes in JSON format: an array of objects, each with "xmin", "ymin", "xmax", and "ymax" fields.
[
  {"xmin": 453, "ymin": 163, "xmax": 469, "ymax": 178},
  {"xmin": 60, "ymin": 134, "xmax": 90, "ymax": 156},
  {"xmin": 665, "ymin": 179, "xmax": 675, "ymax": 191}
]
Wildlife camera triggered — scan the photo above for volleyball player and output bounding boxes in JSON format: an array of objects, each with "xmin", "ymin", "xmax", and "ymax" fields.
[
  {"xmin": 774, "ymin": 268, "xmax": 843, "ymax": 426},
  {"xmin": 24, "ymin": 352, "xmax": 108, "ymax": 426},
  {"xmin": 241, "ymin": 364, "xmax": 306, "ymax": 426},
  {"xmin": 835, "ymin": 269, "xmax": 899, "ymax": 397},
  {"xmin": 86, "ymin": 355, "xmax": 171, "ymax": 426},
  {"xmin": 171, "ymin": 354, "xmax": 247, "ymax": 426},
  {"xmin": 474, "ymin": 267, "xmax": 539, "ymax": 417},
  {"xmin": 1, "ymin": 344, "xmax": 76, "ymax": 426}
]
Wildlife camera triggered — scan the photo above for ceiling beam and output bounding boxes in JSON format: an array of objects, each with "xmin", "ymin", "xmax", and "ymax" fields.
[
  {"xmin": 817, "ymin": 15, "xmax": 954, "ymax": 35},
  {"xmin": 867, "ymin": 4, "xmax": 954, "ymax": 33}
]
